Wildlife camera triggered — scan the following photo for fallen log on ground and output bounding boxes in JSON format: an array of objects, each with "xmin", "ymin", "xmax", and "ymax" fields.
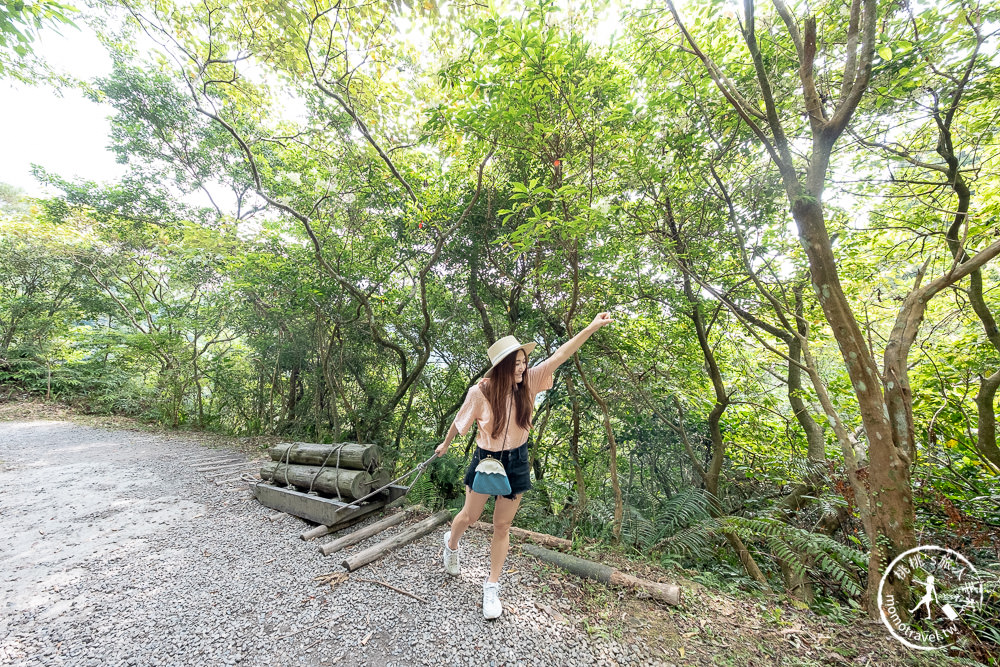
[
  {"xmin": 270, "ymin": 442, "xmax": 381, "ymax": 471},
  {"xmin": 301, "ymin": 524, "xmax": 335, "ymax": 541},
  {"xmin": 471, "ymin": 522, "xmax": 573, "ymax": 550},
  {"xmin": 300, "ymin": 507, "xmax": 383, "ymax": 541},
  {"xmin": 341, "ymin": 510, "xmax": 450, "ymax": 572},
  {"xmin": 522, "ymin": 544, "xmax": 682, "ymax": 606},
  {"xmin": 260, "ymin": 462, "xmax": 371, "ymax": 500},
  {"xmin": 318, "ymin": 508, "xmax": 415, "ymax": 555}
]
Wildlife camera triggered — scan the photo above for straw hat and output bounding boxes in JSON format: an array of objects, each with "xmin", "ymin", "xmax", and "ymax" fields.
[{"xmin": 484, "ymin": 335, "xmax": 537, "ymax": 378}]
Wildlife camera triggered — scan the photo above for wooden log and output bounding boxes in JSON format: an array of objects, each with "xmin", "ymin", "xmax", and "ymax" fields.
[
  {"xmin": 260, "ymin": 462, "xmax": 371, "ymax": 500},
  {"xmin": 318, "ymin": 508, "xmax": 415, "ymax": 555},
  {"xmin": 301, "ymin": 524, "xmax": 334, "ymax": 541},
  {"xmin": 270, "ymin": 442, "xmax": 381, "ymax": 471},
  {"xmin": 300, "ymin": 511, "xmax": 375, "ymax": 541},
  {"xmin": 522, "ymin": 544, "xmax": 682, "ymax": 606},
  {"xmin": 471, "ymin": 522, "xmax": 573, "ymax": 550},
  {"xmin": 370, "ymin": 468, "xmax": 391, "ymax": 490},
  {"xmin": 341, "ymin": 510, "xmax": 450, "ymax": 572},
  {"xmin": 300, "ymin": 498, "xmax": 400, "ymax": 541}
]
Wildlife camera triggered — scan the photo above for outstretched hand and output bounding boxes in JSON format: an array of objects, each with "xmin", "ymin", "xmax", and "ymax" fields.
[{"xmin": 588, "ymin": 312, "xmax": 613, "ymax": 330}]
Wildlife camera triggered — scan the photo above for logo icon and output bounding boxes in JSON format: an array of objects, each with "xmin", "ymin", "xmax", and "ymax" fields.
[{"xmin": 878, "ymin": 545, "xmax": 984, "ymax": 650}]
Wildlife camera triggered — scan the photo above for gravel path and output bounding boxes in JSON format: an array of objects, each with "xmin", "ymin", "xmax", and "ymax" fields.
[{"xmin": 0, "ymin": 420, "xmax": 668, "ymax": 667}]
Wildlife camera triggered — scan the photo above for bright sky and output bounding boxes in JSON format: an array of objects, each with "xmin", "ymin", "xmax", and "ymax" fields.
[{"xmin": 1, "ymin": 25, "xmax": 125, "ymax": 196}]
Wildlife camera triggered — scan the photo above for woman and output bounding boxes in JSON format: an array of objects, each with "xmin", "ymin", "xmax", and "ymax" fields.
[{"xmin": 433, "ymin": 312, "xmax": 613, "ymax": 619}]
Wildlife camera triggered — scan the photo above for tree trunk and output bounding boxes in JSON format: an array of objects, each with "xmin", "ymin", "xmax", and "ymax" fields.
[
  {"xmin": 800, "ymin": 340, "xmax": 874, "ymax": 538},
  {"xmin": 563, "ymin": 235, "xmax": 621, "ymax": 539},
  {"xmin": 776, "ymin": 316, "xmax": 825, "ymax": 603},
  {"xmin": 673, "ymin": 401, "xmax": 771, "ymax": 589},
  {"xmin": 974, "ymin": 371, "xmax": 1000, "ymax": 471},
  {"xmin": 792, "ymin": 197, "xmax": 916, "ymax": 613},
  {"xmin": 573, "ymin": 355, "xmax": 623, "ymax": 544},
  {"xmin": 564, "ymin": 376, "xmax": 588, "ymax": 529},
  {"xmin": 934, "ymin": 87, "xmax": 1000, "ymax": 470},
  {"xmin": 285, "ymin": 364, "xmax": 301, "ymax": 423},
  {"xmin": 320, "ymin": 329, "xmax": 341, "ymax": 442},
  {"xmin": 940, "ymin": 156, "xmax": 1000, "ymax": 470},
  {"xmin": 269, "ymin": 350, "xmax": 281, "ymax": 430},
  {"xmin": 530, "ymin": 402, "xmax": 556, "ymax": 515},
  {"xmin": 669, "ymin": 210, "xmax": 770, "ymax": 589}
]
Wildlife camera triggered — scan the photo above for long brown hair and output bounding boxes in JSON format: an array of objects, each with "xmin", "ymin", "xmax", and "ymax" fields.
[{"xmin": 481, "ymin": 349, "xmax": 533, "ymax": 439}]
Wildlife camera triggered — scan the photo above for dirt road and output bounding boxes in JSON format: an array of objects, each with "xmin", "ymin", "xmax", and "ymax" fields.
[{"xmin": 0, "ymin": 420, "xmax": 663, "ymax": 667}]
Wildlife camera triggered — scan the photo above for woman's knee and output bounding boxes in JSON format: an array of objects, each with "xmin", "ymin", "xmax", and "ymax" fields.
[
  {"xmin": 455, "ymin": 507, "xmax": 476, "ymax": 527},
  {"xmin": 492, "ymin": 511, "xmax": 516, "ymax": 535},
  {"xmin": 492, "ymin": 522, "xmax": 512, "ymax": 540}
]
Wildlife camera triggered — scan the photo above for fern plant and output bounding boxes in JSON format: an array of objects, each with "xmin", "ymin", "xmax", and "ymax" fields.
[
  {"xmin": 963, "ymin": 565, "xmax": 999, "ymax": 661},
  {"xmin": 653, "ymin": 487, "xmax": 713, "ymax": 539},
  {"xmin": 405, "ymin": 472, "xmax": 443, "ymax": 511},
  {"xmin": 658, "ymin": 514, "xmax": 867, "ymax": 596}
]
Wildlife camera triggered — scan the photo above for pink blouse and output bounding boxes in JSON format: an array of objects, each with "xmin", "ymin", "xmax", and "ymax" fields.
[{"xmin": 453, "ymin": 356, "xmax": 558, "ymax": 452}]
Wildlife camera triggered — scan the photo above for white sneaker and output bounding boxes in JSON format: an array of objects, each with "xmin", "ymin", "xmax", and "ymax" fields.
[
  {"xmin": 483, "ymin": 581, "xmax": 502, "ymax": 619},
  {"xmin": 443, "ymin": 530, "xmax": 460, "ymax": 576}
]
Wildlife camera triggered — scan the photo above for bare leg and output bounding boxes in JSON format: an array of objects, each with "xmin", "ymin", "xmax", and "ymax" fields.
[
  {"xmin": 488, "ymin": 493, "xmax": 523, "ymax": 583},
  {"xmin": 448, "ymin": 485, "xmax": 490, "ymax": 549}
]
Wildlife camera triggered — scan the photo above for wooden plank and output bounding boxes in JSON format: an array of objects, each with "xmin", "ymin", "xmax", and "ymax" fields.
[{"xmin": 251, "ymin": 483, "xmax": 408, "ymax": 527}]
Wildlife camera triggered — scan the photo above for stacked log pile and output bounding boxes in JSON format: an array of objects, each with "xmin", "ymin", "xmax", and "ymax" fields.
[{"xmin": 260, "ymin": 442, "xmax": 381, "ymax": 502}]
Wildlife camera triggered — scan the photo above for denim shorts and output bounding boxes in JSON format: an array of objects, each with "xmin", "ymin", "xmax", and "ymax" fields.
[{"xmin": 463, "ymin": 442, "xmax": 532, "ymax": 500}]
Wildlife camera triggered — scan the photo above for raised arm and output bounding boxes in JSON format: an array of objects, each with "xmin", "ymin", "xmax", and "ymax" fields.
[{"xmin": 544, "ymin": 312, "xmax": 613, "ymax": 369}]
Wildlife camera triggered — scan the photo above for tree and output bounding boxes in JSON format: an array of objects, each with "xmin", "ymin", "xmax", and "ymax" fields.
[
  {"xmin": 0, "ymin": 0, "xmax": 77, "ymax": 81},
  {"xmin": 661, "ymin": 0, "xmax": 1000, "ymax": 613}
]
